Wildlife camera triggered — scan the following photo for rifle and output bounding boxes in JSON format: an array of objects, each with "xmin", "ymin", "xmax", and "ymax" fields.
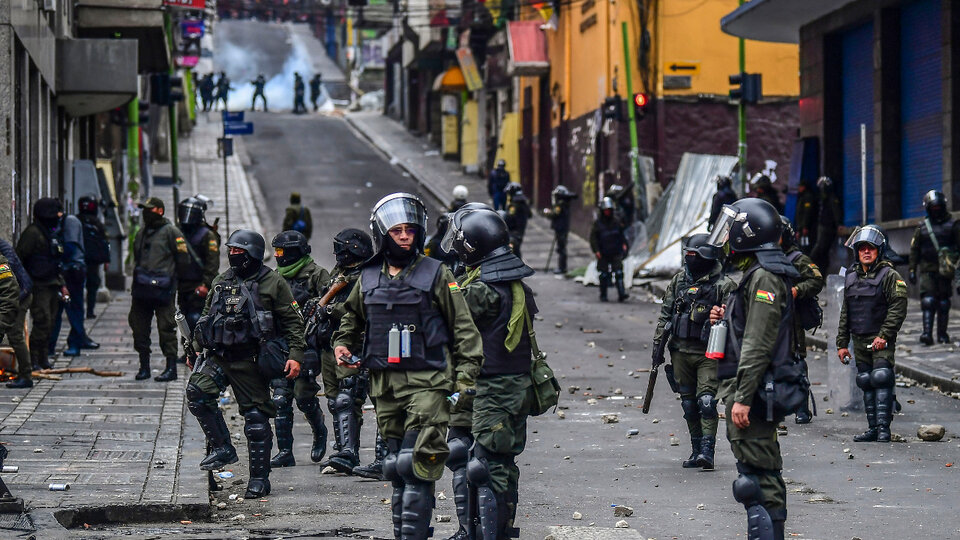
[
  {"xmin": 303, "ymin": 278, "xmax": 350, "ymax": 340},
  {"xmin": 642, "ymin": 321, "xmax": 671, "ymax": 414},
  {"xmin": 175, "ymin": 310, "xmax": 203, "ymax": 372}
]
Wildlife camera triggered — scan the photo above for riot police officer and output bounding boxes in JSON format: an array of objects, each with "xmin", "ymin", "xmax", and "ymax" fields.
[
  {"xmin": 837, "ymin": 226, "xmax": 908, "ymax": 443},
  {"xmin": 332, "ymin": 193, "xmax": 483, "ymax": 538},
  {"xmin": 706, "ymin": 198, "xmax": 803, "ymax": 540},
  {"xmin": 654, "ymin": 234, "xmax": 736, "ymax": 470},
  {"xmin": 809, "ymin": 176, "xmax": 843, "ymax": 271},
  {"xmin": 0, "ymin": 239, "xmax": 33, "ymax": 388},
  {"xmin": 443, "ymin": 206, "xmax": 538, "ymax": 540},
  {"xmin": 543, "ymin": 185, "xmax": 578, "ymax": 275},
  {"xmin": 0, "ymin": 251, "xmax": 23, "ymax": 383},
  {"xmin": 269, "ymin": 231, "xmax": 329, "ymax": 467},
  {"xmin": 17, "ymin": 198, "xmax": 67, "ymax": 371},
  {"xmin": 162, "ymin": 196, "xmax": 220, "ymax": 381},
  {"xmin": 709, "ymin": 175, "xmax": 738, "ymax": 232},
  {"xmin": 605, "ymin": 183, "xmax": 636, "ymax": 225},
  {"xmin": 908, "ymin": 190, "xmax": 958, "ymax": 345},
  {"xmin": 780, "ymin": 217, "xmax": 824, "ymax": 424},
  {"xmin": 190, "ymin": 230, "xmax": 306, "ymax": 498},
  {"xmin": 450, "ymin": 185, "xmax": 469, "ymax": 213},
  {"xmin": 590, "ymin": 197, "xmax": 628, "ymax": 302},
  {"xmin": 503, "ymin": 183, "xmax": 532, "ymax": 260}
]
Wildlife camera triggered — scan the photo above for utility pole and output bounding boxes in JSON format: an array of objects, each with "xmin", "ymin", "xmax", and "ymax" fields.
[
  {"xmin": 164, "ymin": 13, "xmax": 181, "ymax": 215},
  {"xmin": 621, "ymin": 21, "xmax": 646, "ymax": 221},
  {"xmin": 737, "ymin": 0, "xmax": 747, "ymax": 192}
]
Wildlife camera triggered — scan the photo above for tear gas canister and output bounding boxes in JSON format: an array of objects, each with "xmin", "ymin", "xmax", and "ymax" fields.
[
  {"xmin": 705, "ymin": 321, "xmax": 727, "ymax": 360},
  {"xmin": 388, "ymin": 324, "xmax": 401, "ymax": 363}
]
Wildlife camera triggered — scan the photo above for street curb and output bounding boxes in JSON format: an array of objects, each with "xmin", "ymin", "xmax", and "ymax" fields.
[{"xmin": 895, "ymin": 360, "xmax": 960, "ymax": 394}]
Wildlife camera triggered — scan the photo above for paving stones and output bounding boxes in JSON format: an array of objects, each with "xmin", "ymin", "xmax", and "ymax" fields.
[{"xmin": 918, "ymin": 424, "xmax": 946, "ymax": 441}]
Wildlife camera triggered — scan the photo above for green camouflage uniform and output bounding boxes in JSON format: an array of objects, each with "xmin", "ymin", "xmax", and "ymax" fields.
[
  {"xmin": 785, "ymin": 246, "xmax": 825, "ymax": 356},
  {"xmin": 277, "ymin": 258, "xmax": 328, "ymax": 401}
]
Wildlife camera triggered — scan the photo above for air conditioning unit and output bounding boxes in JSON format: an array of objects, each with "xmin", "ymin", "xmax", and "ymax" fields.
[{"xmin": 43, "ymin": 0, "xmax": 56, "ymax": 12}]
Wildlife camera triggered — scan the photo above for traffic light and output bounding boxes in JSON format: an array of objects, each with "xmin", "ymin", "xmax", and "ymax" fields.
[
  {"xmin": 169, "ymin": 75, "xmax": 184, "ymax": 104},
  {"xmin": 602, "ymin": 95, "xmax": 623, "ymax": 121},
  {"xmin": 729, "ymin": 72, "xmax": 762, "ymax": 104},
  {"xmin": 150, "ymin": 73, "xmax": 185, "ymax": 106},
  {"xmin": 138, "ymin": 100, "xmax": 150, "ymax": 126},
  {"xmin": 632, "ymin": 92, "xmax": 650, "ymax": 118}
]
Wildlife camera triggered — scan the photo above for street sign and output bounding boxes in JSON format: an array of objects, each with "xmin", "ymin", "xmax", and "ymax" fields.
[
  {"xmin": 218, "ymin": 138, "xmax": 234, "ymax": 157},
  {"xmin": 224, "ymin": 122, "xmax": 254, "ymax": 136},
  {"xmin": 222, "ymin": 111, "xmax": 244, "ymax": 123},
  {"xmin": 664, "ymin": 62, "xmax": 700, "ymax": 76}
]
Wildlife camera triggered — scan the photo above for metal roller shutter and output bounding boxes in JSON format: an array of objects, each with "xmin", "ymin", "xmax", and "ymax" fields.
[
  {"xmin": 900, "ymin": 0, "xmax": 943, "ymax": 218},
  {"xmin": 841, "ymin": 22, "xmax": 875, "ymax": 227}
]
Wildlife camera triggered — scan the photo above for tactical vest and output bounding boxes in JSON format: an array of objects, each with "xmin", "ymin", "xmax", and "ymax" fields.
[
  {"xmin": 671, "ymin": 275, "xmax": 721, "ymax": 342},
  {"xmin": 844, "ymin": 265, "xmax": 892, "ymax": 335},
  {"xmin": 595, "ymin": 219, "xmax": 624, "ymax": 256},
  {"xmin": 179, "ymin": 226, "xmax": 211, "ymax": 282},
  {"xmin": 919, "ymin": 218, "xmax": 954, "ymax": 261},
  {"xmin": 286, "ymin": 275, "xmax": 313, "ymax": 307},
  {"xmin": 479, "ymin": 282, "xmax": 536, "ymax": 376},
  {"xmin": 204, "ymin": 267, "xmax": 276, "ymax": 357},
  {"xmin": 25, "ymin": 225, "xmax": 63, "ymax": 282},
  {"xmin": 361, "ymin": 258, "xmax": 450, "ymax": 371},
  {"xmin": 80, "ymin": 219, "xmax": 110, "ymax": 265}
]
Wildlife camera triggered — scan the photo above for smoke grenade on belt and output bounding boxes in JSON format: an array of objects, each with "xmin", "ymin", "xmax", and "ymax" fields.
[
  {"xmin": 705, "ymin": 321, "xmax": 727, "ymax": 360},
  {"xmin": 388, "ymin": 324, "xmax": 401, "ymax": 363}
]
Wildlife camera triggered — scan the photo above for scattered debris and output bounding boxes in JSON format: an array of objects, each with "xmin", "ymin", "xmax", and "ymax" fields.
[
  {"xmin": 217, "ymin": 502, "xmax": 227, "ymax": 510},
  {"xmin": 568, "ymin": 386, "xmax": 581, "ymax": 394},
  {"xmin": 557, "ymin": 410, "xmax": 567, "ymax": 419},
  {"xmin": 806, "ymin": 495, "xmax": 834, "ymax": 504},
  {"xmin": 437, "ymin": 491, "xmax": 447, "ymax": 500},
  {"xmin": 587, "ymin": 398, "xmax": 598, "ymax": 405},
  {"xmin": 321, "ymin": 466, "xmax": 337, "ymax": 474},
  {"xmin": 870, "ymin": 486, "xmax": 882, "ymax": 492},
  {"xmin": 696, "ymin": 504, "xmax": 705, "ymax": 510},
  {"xmin": 627, "ymin": 428, "xmax": 640, "ymax": 438},
  {"xmin": 229, "ymin": 494, "xmax": 238, "ymax": 501},
  {"xmin": 613, "ymin": 505, "xmax": 634, "ymax": 517},
  {"xmin": 230, "ymin": 514, "xmax": 245, "ymax": 521},
  {"xmin": 587, "ymin": 342, "xmax": 596, "ymax": 348},
  {"xmin": 436, "ymin": 515, "xmax": 451, "ymax": 523},
  {"xmin": 669, "ymin": 437, "xmax": 679, "ymax": 447},
  {"xmin": 580, "ymin": 328, "xmax": 603, "ymax": 334},
  {"xmin": 825, "ymin": 409, "xmax": 834, "ymax": 414},
  {"xmin": 572, "ymin": 512, "xmax": 583, "ymax": 520},
  {"xmin": 918, "ymin": 424, "xmax": 946, "ymax": 442},
  {"xmin": 217, "ymin": 471, "xmax": 234, "ymax": 479},
  {"xmin": 602, "ymin": 414, "xmax": 619, "ymax": 424},
  {"xmin": 652, "ymin": 419, "xmax": 660, "ymax": 424},
  {"xmin": 614, "ymin": 520, "xmax": 629, "ymax": 528}
]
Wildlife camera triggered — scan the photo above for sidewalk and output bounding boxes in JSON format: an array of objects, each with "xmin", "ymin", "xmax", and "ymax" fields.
[{"xmin": 345, "ymin": 111, "xmax": 595, "ymax": 274}]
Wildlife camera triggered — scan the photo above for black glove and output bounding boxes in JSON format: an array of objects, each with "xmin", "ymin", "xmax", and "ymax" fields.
[
  {"xmin": 651, "ymin": 340, "xmax": 661, "ymax": 361},
  {"xmin": 909, "ymin": 269, "xmax": 917, "ymax": 284}
]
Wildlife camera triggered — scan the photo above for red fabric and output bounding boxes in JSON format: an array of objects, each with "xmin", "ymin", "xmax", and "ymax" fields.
[{"xmin": 507, "ymin": 21, "xmax": 548, "ymax": 67}]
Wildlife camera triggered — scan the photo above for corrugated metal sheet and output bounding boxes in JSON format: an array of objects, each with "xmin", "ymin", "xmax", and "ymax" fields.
[{"xmin": 841, "ymin": 21, "xmax": 874, "ymax": 227}]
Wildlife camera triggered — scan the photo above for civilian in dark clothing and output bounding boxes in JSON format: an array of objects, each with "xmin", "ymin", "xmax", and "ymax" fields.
[
  {"xmin": 49, "ymin": 213, "xmax": 98, "ymax": 357},
  {"xmin": 77, "ymin": 195, "xmax": 109, "ymax": 319},
  {"xmin": 488, "ymin": 160, "xmax": 510, "ymax": 211},
  {"xmin": 708, "ymin": 175, "xmax": 738, "ymax": 232},
  {"xmin": 810, "ymin": 176, "xmax": 843, "ymax": 272}
]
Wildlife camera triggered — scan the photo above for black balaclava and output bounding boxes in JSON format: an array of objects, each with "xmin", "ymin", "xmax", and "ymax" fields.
[
  {"xmin": 685, "ymin": 253, "xmax": 713, "ymax": 277},
  {"xmin": 229, "ymin": 250, "xmax": 262, "ymax": 278},
  {"xmin": 142, "ymin": 210, "xmax": 164, "ymax": 228},
  {"xmin": 383, "ymin": 234, "xmax": 417, "ymax": 268}
]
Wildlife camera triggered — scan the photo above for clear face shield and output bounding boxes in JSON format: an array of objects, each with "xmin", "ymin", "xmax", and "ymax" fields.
[
  {"xmin": 440, "ymin": 211, "xmax": 469, "ymax": 255},
  {"xmin": 370, "ymin": 194, "xmax": 427, "ymax": 238},
  {"xmin": 843, "ymin": 225, "xmax": 885, "ymax": 252},
  {"xmin": 705, "ymin": 205, "xmax": 742, "ymax": 249},
  {"xmin": 178, "ymin": 202, "xmax": 204, "ymax": 225}
]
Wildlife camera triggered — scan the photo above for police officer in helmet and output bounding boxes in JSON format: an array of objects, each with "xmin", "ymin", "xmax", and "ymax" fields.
[
  {"xmin": 189, "ymin": 230, "xmax": 306, "ymax": 499},
  {"xmin": 706, "ymin": 198, "xmax": 803, "ymax": 540},
  {"xmin": 543, "ymin": 185, "xmax": 578, "ymax": 275},
  {"xmin": 269, "ymin": 230, "xmax": 330, "ymax": 467},
  {"xmin": 837, "ymin": 226, "xmax": 907, "ymax": 443},
  {"xmin": 590, "ymin": 197, "xmax": 629, "ymax": 302},
  {"xmin": 332, "ymin": 193, "xmax": 483, "ymax": 538},
  {"xmin": 654, "ymin": 233, "xmax": 735, "ymax": 470},
  {"xmin": 443, "ymin": 205, "xmax": 539, "ymax": 539},
  {"xmin": 908, "ymin": 190, "xmax": 958, "ymax": 345}
]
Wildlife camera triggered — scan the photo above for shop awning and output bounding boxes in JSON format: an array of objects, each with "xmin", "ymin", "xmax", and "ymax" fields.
[
  {"xmin": 506, "ymin": 21, "xmax": 548, "ymax": 76},
  {"xmin": 720, "ymin": 0, "xmax": 858, "ymax": 44},
  {"xmin": 433, "ymin": 66, "xmax": 467, "ymax": 92}
]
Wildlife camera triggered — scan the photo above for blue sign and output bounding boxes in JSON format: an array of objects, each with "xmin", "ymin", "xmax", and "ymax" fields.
[
  {"xmin": 222, "ymin": 111, "xmax": 244, "ymax": 123},
  {"xmin": 224, "ymin": 122, "xmax": 254, "ymax": 136}
]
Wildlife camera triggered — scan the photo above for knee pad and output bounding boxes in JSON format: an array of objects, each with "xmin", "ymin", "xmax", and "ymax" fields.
[
  {"xmin": 939, "ymin": 299, "xmax": 951, "ymax": 312},
  {"xmin": 680, "ymin": 399, "xmax": 699, "ymax": 421},
  {"xmin": 732, "ymin": 474, "xmax": 763, "ymax": 507},
  {"xmin": 334, "ymin": 392, "xmax": 354, "ymax": 413},
  {"xmin": 243, "ymin": 410, "xmax": 271, "ymax": 442},
  {"xmin": 446, "ymin": 436, "xmax": 470, "ymax": 470},
  {"xmin": 326, "ymin": 397, "xmax": 337, "ymax": 412},
  {"xmin": 396, "ymin": 448, "xmax": 416, "ymax": 483},
  {"xmin": 855, "ymin": 371, "xmax": 872, "ymax": 390},
  {"xmin": 185, "ymin": 381, "xmax": 212, "ymax": 404},
  {"xmin": 198, "ymin": 361, "xmax": 228, "ymax": 391},
  {"xmin": 272, "ymin": 391, "xmax": 292, "ymax": 413},
  {"xmin": 698, "ymin": 394, "xmax": 719, "ymax": 419},
  {"xmin": 921, "ymin": 296, "xmax": 937, "ymax": 311},
  {"xmin": 383, "ymin": 452, "xmax": 400, "ymax": 482},
  {"xmin": 465, "ymin": 455, "xmax": 490, "ymax": 486},
  {"xmin": 870, "ymin": 367, "xmax": 895, "ymax": 389},
  {"xmin": 295, "ymin": 396, "xmax": 319, "ymax": 413}
]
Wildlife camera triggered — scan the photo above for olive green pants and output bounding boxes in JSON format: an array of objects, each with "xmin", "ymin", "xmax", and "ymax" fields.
[
  {"xmin": 373, "ymin": 374, "xmax": 450, "ymax": 481},
  {"xmin": 128, "ymin": 296, "xmax": 178, "ymax": 360},
  {"xmin": 29, "ymin": 285, "xmax": 60, "ymax": 367},
  {"xmin": 7, "ymin": 295, "xmax": 32, "ymax": 379},
  {"xmin": 473, "ymin": 374, "xmax": 534, "ymax": 494},
  {"xmin": 320, "ymin": 349, "xmax": 366, "ymax": 416},
  {"xmin": 851, "ymin": 335, "xmax": 895, "ymax": 369},
  {"xmin": 671, "ymin": 349, "xmax": 719, "ymax": 437},
  {"xmin": 188, "ymin": 354, "xmax": 276, "ymax": 417}
]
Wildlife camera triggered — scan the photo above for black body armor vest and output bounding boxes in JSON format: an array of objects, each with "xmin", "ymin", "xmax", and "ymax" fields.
[
  {"xmin": 25, "ymin": 225, "xmax": 63, "ymax": 281},
  {"xmin": 844, "ymin": 265, "xmax": 891, "ymax": 336},
  {"xmin": 479, "ymin": 281, "xmax": 536, "ymax": 376},
  {"xmin": 205, "ymin": 267, "xmax": 275, "ymax": 357},
  {"xmin": 180, "ymin": 226, "xmax": 212, "ymax": 282},
  {"xmin": 672, "ymin": 276, "xmax": 721, "ymax": 342},
  {"xmin": 361, "ymin": 258, "xmax": 450, "ymax": 371},
  {"xmin": 919, "ymin": 218, "xmax": 954, "ymax": 261},
  {"xmin": 595, "ymin": 219, "xmax": 624, "ymax": 256}
]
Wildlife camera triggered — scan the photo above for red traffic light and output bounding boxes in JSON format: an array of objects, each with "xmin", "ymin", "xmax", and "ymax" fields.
[{"xmin": 633, "ymin": 93, "xmax": 649, "ymax": 108}]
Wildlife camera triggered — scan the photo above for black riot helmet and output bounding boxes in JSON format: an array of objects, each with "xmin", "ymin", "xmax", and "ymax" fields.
[
  {"xmin": 779, "ymin": 215, "xmax": 796, "ymax": 249},
  {"xmin": 923, "ymin": 190, "xmax": 949, "ymax": 223},
  {"xmin": 459, "ymin": 202, "xmax": 494, "ymax": 212},
  {"xmin": 504, "ymin": 182, "xmax": 523, "ymax": 197},
  {"xmin": 370, "ymin": 192, "xmax": 428, "ymax": 255},
  {"xmin": 599, "ymin": 196, "xmax": 616, "ymax": 215},
  {"xmin": 496, "ymin": 159, "xmax": 506, "ymax": 170},
  {"xmin": 78, "ymin": 194, "xmax": 99, "ymax": 215},
  {"xmin": 682, "ymin": 233, "xmax": 717, "ymax": 276},
  {"xmin": 716, "ymin": 175, "xmax": 732, "ymax": 189},
  {"xmin": 441, "ymin": 207, "xmax": 511, "ymax": 266},
  {"xmin": 226, "ymin": 229, "xmax": 266, "ymax": 260},
  {"xmin": 605, "ymin": 184, "xmax": 626, "ymax": 199},
  {"xmin": 705, "ymin": 197, "xmax": 782, "ymax": 254},
  {"xmin": 178, "ymin": 196, "xmax": 207, "ymax": 226},
  {"xmin": 333, "ymin": 228, "xmax": 373, "ymax": 268},
  {"xmin": 844, "ymin": 225, "xmax": 886, "ymax": 262},
  {"xmin": 272, "ymin": 230, "xmax": 311, "ymax": 267}
]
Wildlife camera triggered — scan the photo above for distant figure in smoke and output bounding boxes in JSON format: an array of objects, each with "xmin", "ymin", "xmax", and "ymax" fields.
[
  {"xmin": 293, "ymin": 73, "xmax": 307, "ymax": 114},
  {"xmin": 215, "ymin": 72, "xmax": 231, "ymax": 111},
  {"xmin": 309, "ymin": 74, "xmax": 322, "ymax": 111},
  {"xmin": 199, "ymin": 73, "xmax": 215, "ymax": 112},
  {"xmin": 251, "ymin": 74, "xmax": 267, "ymax": 112}
]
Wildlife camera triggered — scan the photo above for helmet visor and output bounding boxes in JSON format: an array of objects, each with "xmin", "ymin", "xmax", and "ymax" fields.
[
  {"xmin": 178, "ymin": 202, "xmax": 204, "ymax": 225},
  {"xmin": 844, "ymin": 225, "xmax": 885, "ymax": 251},
  {"xmin": 705, "ymin": 205, "xmax": 741, "ymax": 248},
  {"xmin": 371, "ymin": 195, "xmax": 427, "ymax": 237}
]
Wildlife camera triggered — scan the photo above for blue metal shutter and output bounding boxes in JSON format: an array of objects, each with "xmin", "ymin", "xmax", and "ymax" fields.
[
  {"xmin": 900, "ymin": 0, "xmax": 943, "ymax": 218},
  {"xmin": 841, "ymin": 22, "xmax": 875, "ymax": 227}
]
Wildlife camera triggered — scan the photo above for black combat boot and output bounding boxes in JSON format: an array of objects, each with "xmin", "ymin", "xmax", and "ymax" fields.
[
  {"xmin": 598, "ymin": 273, "xmax": 610, "ymax": 302},
  {"xmin": 298, "ymin": 397, "xmax": 329, "ymax": 463},
  {"xmin": 187, "ymin": 395, "xmax": 239, "ymax": 471},
  {"xmin": 682, "ymin": 436, "xmax": 702, "ymax": 468},
  {"xmin": 615, "ymin": 271, "xmax": 629, "ymax": 302},
  {"xmin": 696, "ymin": 435, "xmax": 716, "ymax": 470},
  {"xmin": 920, "ymin": 308, "xmax": 935, "ymax": 346},
  {"xmin": 937, "ymin": 300, "xmax": 951, "ymax": 343},
  {"xmin": 320, "ymin": 398, "xmax": 342, "ymax": 467},
  {"xmin": 875, "ymin": 386, "xmax": 894, "ymax": 443},
  {"xmin": 154, "ymin": 357, "xmax": 178, "ymax": 382},
  {"xmin": 445, "ymin": 461, "xmax": 469, "ymax": 540},
  {"xmin": 270, "ymin": 411, "xmax": 295, "ymax": 468},
  {"xmin": 853, "ymin": 390, "xmax": 878, "ymax": 442},
  {"xmin": 243, "ymin": 410, "xmax": 273, "ymax": 498},
  {"xmin": 135, "ymin": 353, "xmax": 151, "ymax": 380},
  {"xmin": 502, "ymin": 488, "xmax": 521, "ymax": 538},
  {"xmin": 354, "ymin": 431, "xmax": 388, "ymax": 479}
]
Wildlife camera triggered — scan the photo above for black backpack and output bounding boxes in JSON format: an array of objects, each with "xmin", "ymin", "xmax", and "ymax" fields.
[
  {"xmin": 82, "ymin": 221, "xmax": 111, "ymax": 265},
  {"xmin": 786, "ymin": 251, "xmax": 823, "ymax": 331}
]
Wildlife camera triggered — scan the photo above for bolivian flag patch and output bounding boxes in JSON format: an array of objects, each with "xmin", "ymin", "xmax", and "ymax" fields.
[
  {"xmin": 291, "ymin": 300, "xmax": 300, "ymax": 311},
  {"xmin": 448, "ymin": 282, "xmax": 460, "ymax": 293},
  {"xmin": 755, "ymin": 290, "xmax": 776, "ymax": 304},
  {"xmin": 687, "ymin": 287, "xmax": 699, "ymax": 295},
  {"xmin": 175, "ymin": 237, "xmax": 188, "ymax": 253},
  {"xmin": 896, "ymin": 279, "xmax": 907, "ymax": 291},
  {"xmin": 0, "ymin": 263, "xmax": 11, "ymax": 280}
]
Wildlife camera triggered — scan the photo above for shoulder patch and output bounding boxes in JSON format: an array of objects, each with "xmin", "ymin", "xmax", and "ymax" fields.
[
  {"xmin": 291, "ymin": 299, "xmax": 300, "ymax": 311},
  {"xmin": 754, "ymin": 289, "xmax": 776, "ymax": 304},
  {"xmin": 0, "ymin": 264, "xmax": 9, "ymax": 273},
  {"xmin": 687, "ymin": 286, "xmax": 699, "ymax": 295},
  {"xmin": 0, "ymin": 263, "xmax": 12, "ymax": 280},
  {"xmin": 175, "ymin": 237, "xmax": 188, "ymax": 253},
  {"xmin": 447, "ymin": 282, "xmax": 461, "ymax": 293},
  {"xmin": 896, "ymin": 279, "xmax": 907, "ymax": 289},
  {"xmin": 809, "ymin": 263, "xmax": 823, "ymax": 278}
]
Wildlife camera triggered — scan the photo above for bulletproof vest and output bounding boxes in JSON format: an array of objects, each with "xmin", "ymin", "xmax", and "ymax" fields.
[
  {"xmin": 844, "ymin": 265, "xmax": 892, "ymax": 335},
  {"xmin": 596, "ymin": 218, "xmax": 624, "ymax": 256},
  {"xmin": 286, "ymin": 275, "xmax": 313, "ymax": 307},
  {"xmin": 919, "ymin": 218, "xmax": 954, "ymax": 260},
  {"xmin": 360, "ymin": 257, "xmax": 449, "ymax": 371},
  {"xmin": 718, "ymin": 265, "xmax": 795, "ymax": 382},
  {"xmin": 551, "ymin": 201, "xmax": 571, "ymax": 232},
  {"xmin": 205, "ymin": 267, "xmax": 276, "ymax": 357},
  {"xmin": 25, "ymin": 225, "xmax": 64, "ymax": 282},
  {"xmin": 179, "ymin": 226, "xmax": 211, "ymax": 282},
  {"xmin": 671, "ymin": 275, "xmax": 721, "ymax": 342},
  {"xmin": 478, "ymin": 282, "xmax": 537, "ymax": 376}
]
